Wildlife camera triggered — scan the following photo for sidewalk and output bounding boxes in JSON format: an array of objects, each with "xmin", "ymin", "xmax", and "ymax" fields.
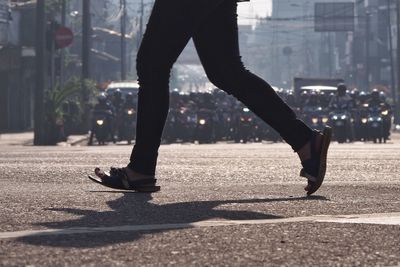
[
  {"xmin": 0, "ymin": 132, "xmax": 33, "ymax": 146},
  {"xmin": 0, "ymin": 132, "xmax": 88, "ymax": 146}
]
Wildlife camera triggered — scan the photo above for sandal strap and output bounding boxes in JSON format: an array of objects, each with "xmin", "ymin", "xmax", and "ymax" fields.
[
  {"xmin": 301, "ymin": 159, "xmax": 318, "ymax": 179},
  {"xmin": 110, "ymin": 167, "xmax": 127, "ymax": 177},
  {"xmin": 109, "ymin": 167, "xmax": 131, "ymax": 189},
  {"xmin": 310, "ymin": 130, "xmax": 320, "ymax": 158},
  {"xmin": 128, "ymin": 178, "xmax": 157, "ymax": 186},
  {"xmin": 301, "ymin": 131, "xmax": 321, "ymax": 179},
  {"xmin": 110, "ymin": 167, "xmax": 157, "ymax": 188}
]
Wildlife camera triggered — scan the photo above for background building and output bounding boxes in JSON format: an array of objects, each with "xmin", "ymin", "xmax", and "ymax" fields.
[
  {"xmin": 0, "ymin": 0, "xmax": 36, "ymax": 132},
  {"xmin": 247, "ymin": 0, "xmax": 356, "ymax": 89}
]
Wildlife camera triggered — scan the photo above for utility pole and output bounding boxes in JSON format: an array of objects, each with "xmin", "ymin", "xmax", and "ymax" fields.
[
  {"xmin": 120, "ymin": 0, "xmax": 127, "ymax": 80},
  {"xmin": 365, "ymin": 11, "xmax": 371, "ymax": 91},
  {"xmin": 49, "ymin": 20, "xmax": 56, "ymax": 91},
  {"xmin": 303, "ymin": 1, "xmax": 311, "ymax": 77},
  {"xmin": 82, "ymin": 0, "xmax": 91, "ymax": 80},
  {"xmin": 60, "ymin": 0, "xmax": 66, "ymax": 87},
  {"xmin": 34, "ymin": 0, "xmax": 46, "ymax": 145},
  {"xmin": 396, "ymin": 0, "xmax": 400, "ymax": 123},
  {"xmin": 61, "ymin": 0, "xmax": 66, "ymax": 33},
  {"xmin": 270, "ymin": 18, "xmax": 276, "ymax": 84},
  {"xmin": 387, "ymin": 0, "xmax": 397, "ymax": 114},
  {"xmin": 81, "ymin": 0, "xmax": 91, "ymax": 132},
  {"xmin": 138, "ymin": 0, "xmax": 144, "ymax": 49},
  {"xmin": 328, "ymin": 33, "xmax": 333, "ymax": 78}
]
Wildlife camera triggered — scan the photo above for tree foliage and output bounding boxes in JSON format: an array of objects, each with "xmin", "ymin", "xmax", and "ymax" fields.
[
  {"xmin": 44, "ymin": 77, "xmax": 97, "ymax": 144},
  {"xmin": 45, "ymin": 0, "xmax": 67, "ymax": 16}
]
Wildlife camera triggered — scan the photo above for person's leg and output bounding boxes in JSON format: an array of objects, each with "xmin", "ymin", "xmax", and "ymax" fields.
[
  {"xmin": 128, "ymin": 0, "xmax": 227, "ymax": 176},
  {"xmin": 192, "ymin": 1, "xmax": 332, "ymax": 195},
  {"xmin": 192, "ymin": 0, "xmax": 313, "ymax": 152}
]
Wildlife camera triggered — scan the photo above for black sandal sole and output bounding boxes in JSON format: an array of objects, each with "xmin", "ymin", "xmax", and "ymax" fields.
[
  {"xmin": 300, "ymin": 126, "xmax": 332, "ymax": 195},
  {"xmin": 88, "ymin": 174, "xmax": 161, "ymax": 193}
]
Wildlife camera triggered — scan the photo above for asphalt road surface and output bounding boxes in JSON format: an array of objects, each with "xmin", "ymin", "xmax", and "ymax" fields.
[{"xmin": 0, "ymin": 138, "xmax": 399, "ymax": 266}]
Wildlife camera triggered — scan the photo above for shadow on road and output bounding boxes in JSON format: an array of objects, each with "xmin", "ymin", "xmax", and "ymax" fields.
[{"xmin": 18, "ymin": 193, "xmax": 327, "ymax": 248}]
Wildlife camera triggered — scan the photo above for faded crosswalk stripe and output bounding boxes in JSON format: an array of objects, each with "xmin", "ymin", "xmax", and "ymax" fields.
[{"xmin": 1, "ymin": 212, "xmax": 399, "ymax": 239}]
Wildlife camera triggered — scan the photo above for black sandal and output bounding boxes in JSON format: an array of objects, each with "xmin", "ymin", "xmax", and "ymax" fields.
[
  {"xmin": 88, "ymin": 167, "xmax": 160, "ymax": 192},
  {"xmin": 300, "ymin": 126, "xmax": 332, "ymax": 195}
]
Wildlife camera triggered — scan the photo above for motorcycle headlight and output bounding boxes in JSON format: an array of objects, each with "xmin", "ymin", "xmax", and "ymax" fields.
[
  {"xmin": 127, "ymin": 109, "xmax": 134, "ymax": 115},
  {"xmin": 361, "ymin": 118, "xmax": 368, "ymax": 124},
  {"xmin": 312, "ymin": 118, "xmax": 318, "ymax": 124},
  {"xmin": 322, "ymin": 117, "xmax": 329, "ymax": 123},
  {"xmin": 96, "ymin": 120, "xmax": 104, "ymax": 126},
  {"xmin": 199, "ymin": 119, "xmax": 206, "ymax": 125},
  {"xmin": 381, "ymin": 110, "xmax": 388, "ymax": 116},
  {"xmin": 341, "ymin": 115, "xmax": 347, "ymax": 120}
]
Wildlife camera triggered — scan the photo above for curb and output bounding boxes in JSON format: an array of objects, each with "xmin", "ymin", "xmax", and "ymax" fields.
[{"xmin": 57, "ymin": 135, "xmax": 89, "ymax": 147}]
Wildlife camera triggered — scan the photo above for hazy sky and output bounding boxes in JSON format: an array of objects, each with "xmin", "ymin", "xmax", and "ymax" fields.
[{"xmin": 237, "ymin": 0, "xmax": 272, "ymax": 25}]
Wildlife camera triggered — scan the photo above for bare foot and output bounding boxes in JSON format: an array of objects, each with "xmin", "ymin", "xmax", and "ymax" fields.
[
  {"xmin": 124, "ymin": 166, "xmax": 155, "ymax": 183},
  {"xmin": 297, "ymin": 132, "xmax": 323, "ymax": 162}
]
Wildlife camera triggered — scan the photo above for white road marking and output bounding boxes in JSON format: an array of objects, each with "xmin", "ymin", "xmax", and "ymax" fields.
[
  {"xmin": 315, "ymin": 213, "xmax": 400, "ymax": 225},
  {"xmin": 0, "ymin": 212, "xmax": 399, "ymax": 240}
]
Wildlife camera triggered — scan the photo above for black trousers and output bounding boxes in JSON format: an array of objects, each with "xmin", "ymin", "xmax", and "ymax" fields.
[{"xmin": 129, "ymin": 0, "xmax": 313, "ymax": 175}]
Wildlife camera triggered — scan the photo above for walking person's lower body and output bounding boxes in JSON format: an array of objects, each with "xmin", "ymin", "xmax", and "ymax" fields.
[{"xmin": 89, "ymin": 0, "xmax": 332, "ymax": 195}]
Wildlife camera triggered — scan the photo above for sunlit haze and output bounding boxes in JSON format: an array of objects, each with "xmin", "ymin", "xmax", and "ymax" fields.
[{"xmin": 238, "ymin": 0, "xmax": 272, "ymax": 25}]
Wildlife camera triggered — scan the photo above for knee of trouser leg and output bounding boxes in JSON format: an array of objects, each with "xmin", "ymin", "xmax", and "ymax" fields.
[
  {"xmin": 136, "ymin": 61, "xmax": 171, "ymax": 88},
  {"xmin": 206, "ymin": 73, "xmax": 228, "ymax": 91},
  {"xmin": 136, "ymin": 53, "xmax": 172, "ymax": 87},
  {"xmin": 206, "ymin": 65, "xmax": 247, "ymax": 95},
  {"xmin": 136, "ymin": 51, "xmax": 153, "ymax": 83}
]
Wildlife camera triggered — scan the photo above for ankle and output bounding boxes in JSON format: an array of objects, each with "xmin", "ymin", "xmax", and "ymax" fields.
[
  {"xmin": 125, "ymin": 165, "xmax": 154, "ymax": 180},
  {"xmin": 298, "ymin": 132, "xmax": 323, "ymax": 162},
  {"xmin": 297, "ymin": 142, "xmax": 311, "ymax": 162}
]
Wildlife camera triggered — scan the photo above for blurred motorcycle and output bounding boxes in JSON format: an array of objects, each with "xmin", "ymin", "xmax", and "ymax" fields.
[
  {"xmin": 195, "ymin": 108, "xmax": 215, "ymax": 144},
  {"xmin": 330, "ymin": 104, "xmax": 354, "ymax": 143},
  {"xmin": 303, "ymin": 106, "xmax": 329, "ymax": 131},
  {"xmin": 120, "ymin": 108, "xmax": 136, "ymax": 145},
  {"xmin": 234, "ymin": 108, "xmax": 254, "ymax": 143},
  {"xmin": 367, "ymin": 106, "xmax": 385, "ymax": 143},
  {"xmin": 92, "ymin": 111, "xmax": 113, "ymax": 145},
  {"xmin": 354, "ymin": 103, "xmax": 370, "ymax": 141},
  {"xmin": 380, "ymin": 107, "xmax": 392, "ymax": 141}
]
